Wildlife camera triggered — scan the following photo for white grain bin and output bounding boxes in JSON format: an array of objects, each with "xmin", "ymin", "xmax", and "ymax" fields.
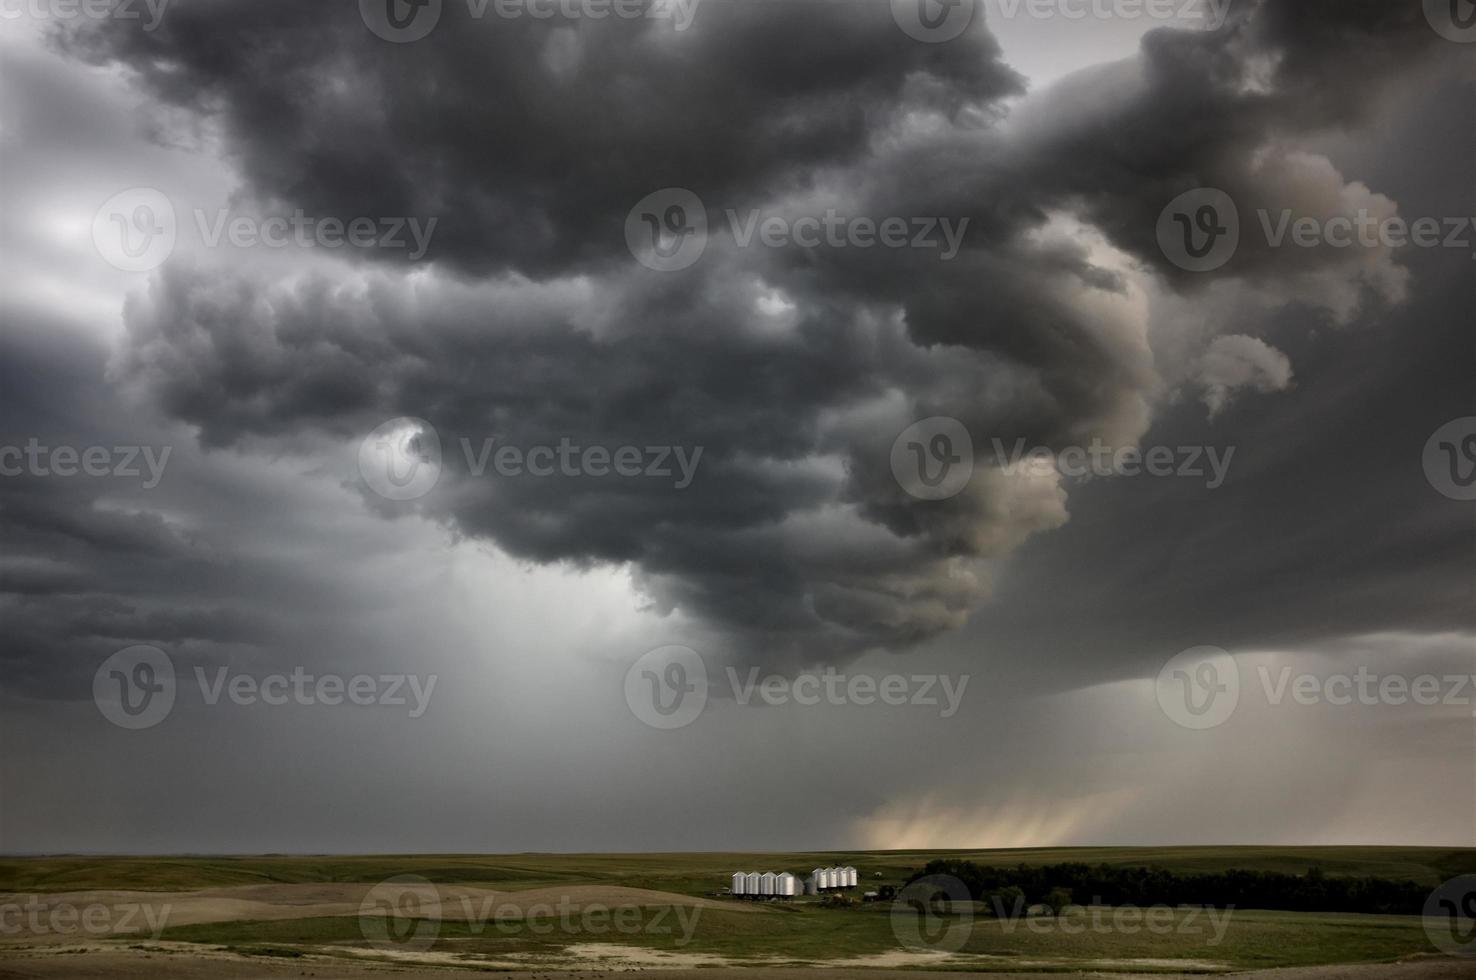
[
  {"xmin": 760, "ymin": 871, "xmax": 777, "ymax": 896},
  {"xmin": 731, "ymin": 872, "xmax": 747, "ymax": 895},
  {"xmin": 822, "ymin": 868, "xmax": 837, "ymax": 889},
  {"xmin": 777, "ymin": 872, "xmax": 798, "ymax": 897},
  {"xmin": 745, "ymin": 872, "xmax": 761, "ymax": 894},
  {"xmin": 844, "ymin": 866, "xmax": 858, "ymax": 887}
]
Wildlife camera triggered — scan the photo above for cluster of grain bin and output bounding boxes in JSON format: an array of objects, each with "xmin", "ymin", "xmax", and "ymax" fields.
[
  {"xmin": 804, "ymin": 866, "xmax": 858, "ymax": 894},
  {"xmin": 729, "ymin": 871, "xmax": 799, "ymax": 899}
]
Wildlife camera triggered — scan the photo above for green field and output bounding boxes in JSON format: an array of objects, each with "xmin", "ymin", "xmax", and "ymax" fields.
[
  {"xmin": 1, "ymin": 848, "xmax": 1469, "ymax": 973},
  {"xmin": 149, "ymin": 905, "xmax": 1448, "ymax": 972},
  {"xmin": 3, "ymin": 846, "xmax": 1472, "ymax": 893}
]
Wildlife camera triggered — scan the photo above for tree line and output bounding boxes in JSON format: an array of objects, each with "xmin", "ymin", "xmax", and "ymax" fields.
[{"xmin": 905, "ymin": 859, "xmax": 1428, "ymax": 916}]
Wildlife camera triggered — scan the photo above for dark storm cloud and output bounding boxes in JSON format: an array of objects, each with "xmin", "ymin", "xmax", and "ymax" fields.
[
  {"xmin": 59, "ymin": 0, "xmax": 1023, "ymax": 276},
  {"xmin": 46, "ymin": 0, "xmax": 1467, "ymax": 666},
  {"xmin": 0, "ymin": 320, "xmax": 464, "ymax": 701}
]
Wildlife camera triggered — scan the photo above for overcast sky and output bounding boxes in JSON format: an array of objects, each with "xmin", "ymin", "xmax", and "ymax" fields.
[{"xmin": 1, "ymin": 0, "xmax": 1472, "ymax": 854}]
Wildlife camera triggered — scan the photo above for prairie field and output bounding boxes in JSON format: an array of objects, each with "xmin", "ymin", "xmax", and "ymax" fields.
[{"xmin": 1, "ymin": 847, "xmax": 1471, "ymax": 978}]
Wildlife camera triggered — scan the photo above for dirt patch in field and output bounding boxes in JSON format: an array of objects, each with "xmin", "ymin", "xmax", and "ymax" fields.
[{"xmin": 0, "ymin": 882, "xmax": 749, "ymax": 944}]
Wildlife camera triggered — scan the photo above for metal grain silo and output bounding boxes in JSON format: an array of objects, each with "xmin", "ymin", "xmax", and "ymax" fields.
[
  {"xmin": 843, "ymin": 866, "xmax": 857, "ymax": 887},
  {"xmin": 760, "ymin": 871, "xmax": 777, "ymax": 896},
  {"xmin": 810, "ymin": 869, "xmax": 826, "ymax": 892},
  {"xmin": 824, "ymin": 868, "xmax": 839, "ymax": 889},
  {"xmin": 731, "ymin": 872, "xmax": 746, "ymax": 895},
  {"xmin": 745, "ymin": 872, "xmax": 761, "ymax": 894},
  {"xmin": 777, "ymin": 872, "xmax": 797, "ymax": 897}
]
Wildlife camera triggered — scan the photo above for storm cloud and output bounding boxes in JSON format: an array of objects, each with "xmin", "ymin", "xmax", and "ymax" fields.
[{"xmin": 0, "ymin": 0, "xmax": 1470, "ymax": 851}]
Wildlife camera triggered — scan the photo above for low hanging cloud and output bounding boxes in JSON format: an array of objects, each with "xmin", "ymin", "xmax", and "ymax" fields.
[
  {"xmin": 58, "ymin": 0, "xmax": 1454, "ymax": 666},
  {"xmin": 1198, "ymin": 334, "xmax": 1294, "ymax": 417}
]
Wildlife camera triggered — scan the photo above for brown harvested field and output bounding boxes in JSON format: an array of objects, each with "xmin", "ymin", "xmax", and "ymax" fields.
[
  {"xmin": 0, "ymin": 883, "xmax": 752, "ymax": 943},
  {"xmin": 0, "ymin": 950, "xmax": 1471, "ymax": 980}
]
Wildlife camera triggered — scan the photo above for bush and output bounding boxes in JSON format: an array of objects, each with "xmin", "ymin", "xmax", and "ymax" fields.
[{"xmin": 904, "ymin": 860, "xmax": 1427, "ymax": 916}]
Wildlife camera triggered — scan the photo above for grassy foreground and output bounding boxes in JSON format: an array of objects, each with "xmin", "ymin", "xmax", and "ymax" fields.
[
  {"xmin": 1, "ymin": 847, "xmax": 1469, "ymax": 973},
  {"xmin": 151, "ymin": 905, "xmax": 1445, "ymax": 972}
]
